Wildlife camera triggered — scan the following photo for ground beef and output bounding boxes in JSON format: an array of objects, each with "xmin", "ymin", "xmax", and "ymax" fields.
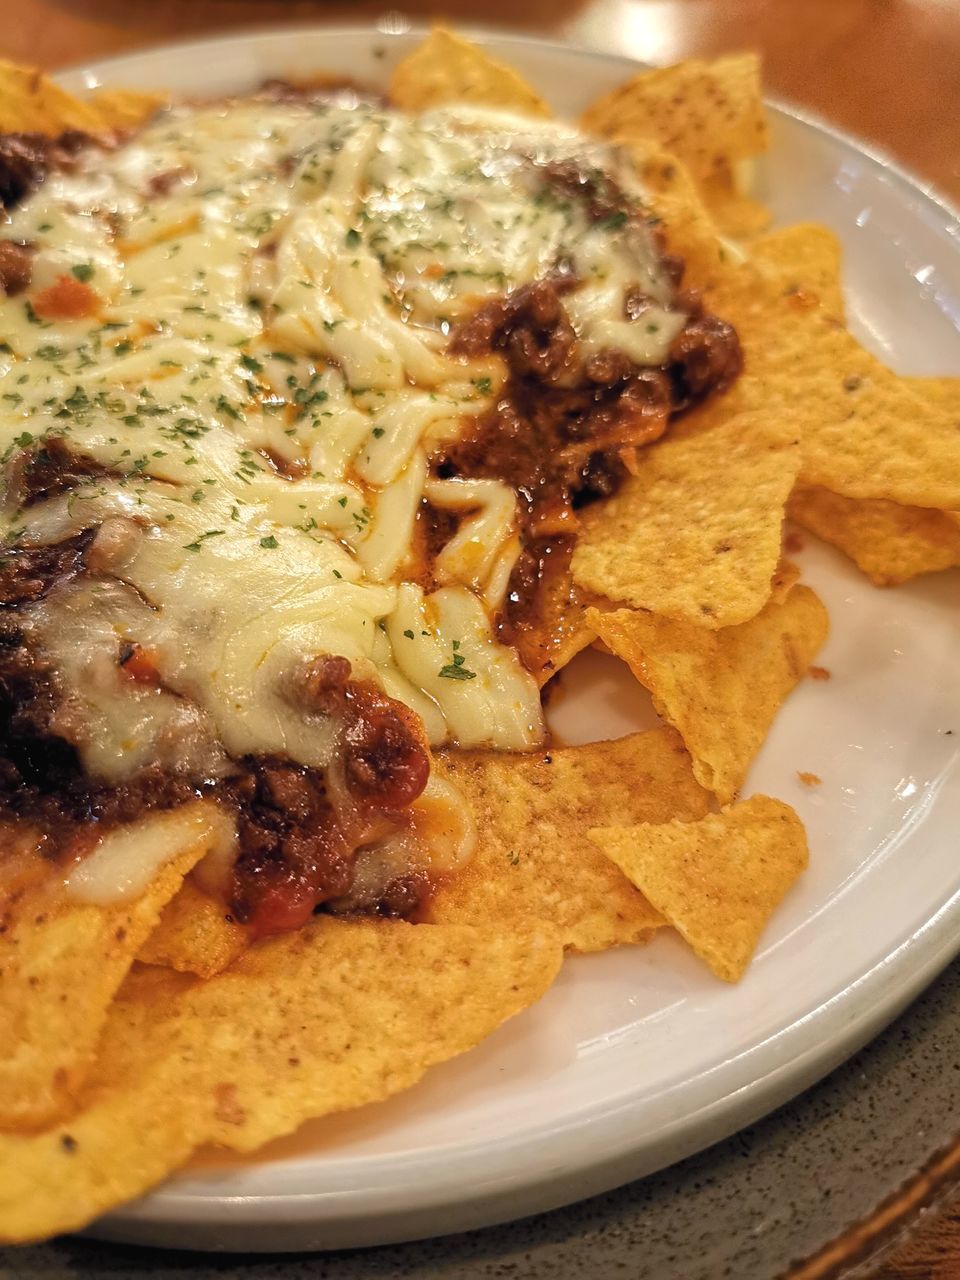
[
  {"xmin": 0, "ymin": 540, "xmax": 431, "ymax": 936},
  {"xmin": 444, "ymin": 255, "xmax": 740, "ymax": 659},
  {"xmin": 0, "ymin": 240, "xmax": 34, "ymax": 295},
  {"xmin": 669, "ymin": 313, "xmax": 743, "ymax": 402},
  {"xmin": 0, "ymin": 530, "xmax": 93, "ymax": 607},
  {"xmin": 0, "ymin": 130, "xmax": 91, "ymax": 210},
  {"xmin": 9, "ymin": 439, "xmax": 113, "ymax": 507}
]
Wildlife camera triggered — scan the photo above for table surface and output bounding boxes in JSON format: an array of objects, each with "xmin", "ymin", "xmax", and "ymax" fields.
[{"xmin": 5, "ymin": 1, "xmax": 960, "ymax": 1274}]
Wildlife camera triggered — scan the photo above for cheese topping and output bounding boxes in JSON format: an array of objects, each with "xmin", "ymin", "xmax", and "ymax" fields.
[{"xmin": 0, "ymin": 94, "xmax": 680, "ymax": 779}]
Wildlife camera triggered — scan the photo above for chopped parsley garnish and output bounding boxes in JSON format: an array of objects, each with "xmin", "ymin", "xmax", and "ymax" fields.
[
  {"xmin": 240, "ymin": 353, "xmax": 263, "ymax": 374},
  {"xmin": 183, "ymin": 529, "xmax": 225, "ymax": 551},
  {"xmin": 600, "ymin": 211, "xmax": 628, "ymax": 231},
  {"xmin": 215, "ymin": 394, "xmax": 240, "ymax": 421},
  {"xmin": 259, "ymin": 534, "xmax": 279, "ymax": 549},
  {"xmin": 71, "ymin": 262, "xmax": 95, "ymax": 282},
  {"xmin": 438, "ymin": 641, "xmax": 477, "ymax": 681},
  {"xmin": 472, "ymin": 376, "xmax": 492, "ymax": 394},
  {"xmin": 371, "ymin": 426, "xmax": 385, "ymax": 439}
]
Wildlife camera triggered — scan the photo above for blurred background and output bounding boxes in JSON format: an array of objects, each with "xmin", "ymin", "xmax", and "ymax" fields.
[{"xmin": 9, "ymin": 0, "xmax": 960, "ymax": 202}]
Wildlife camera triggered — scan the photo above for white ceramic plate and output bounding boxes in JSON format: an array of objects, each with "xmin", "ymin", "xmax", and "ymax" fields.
[{"xmin": 58, "ymin": 28, "xmax": 960, "ymax": 1253}]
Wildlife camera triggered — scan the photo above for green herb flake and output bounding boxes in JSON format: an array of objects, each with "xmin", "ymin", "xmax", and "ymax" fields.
[{"xmin": 438, "ymin": 643, "xmax": 477, "ymax": 681}]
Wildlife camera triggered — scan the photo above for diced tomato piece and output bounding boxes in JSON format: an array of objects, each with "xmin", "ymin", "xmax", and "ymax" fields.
[
  {"xmin": 32, "ymin": 275, "xmax": 100, "ymax": 320},
  {"xmin": 118, "ymin": 643, "xmax": 161, "ymax": 686}
]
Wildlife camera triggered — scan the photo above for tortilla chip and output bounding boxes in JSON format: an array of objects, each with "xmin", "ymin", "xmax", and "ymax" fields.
[
  {"xmin": 681, "ymin": 262, "xmax": 960, "ymax": 510},
  {"xmin": 624, "ymin": 142, "xmax": 730, "ymax": 281},
  {"xmin": 587, "ymin": 584, "xmax": 828, "ymax": 804},
  {"xmin": 137, "ymin": 880, "xmax": 250, "ymax": 979},
  {"xmin": 509, "ymin": 546, "xmax": 596, "ymax": 687},
  {"xmin": 789, "ymin": 486, "xmax": 960, "ymax": 585},
  {"xmin": 908, "ymin": 376, "xmax": 960, "ymax": 413},
  {"xmin": 0, "ymin": 60, "xmax": 104, "ymax": 133},
  {"xmin": 769, "ymin": 558, "xmax": 802, "ymax": 602},
  {"xmin": 390, "ymin": 28, "xmax": 549, "ymax": 118},
  {"xmin": 571, "ymin": 414, "xmax": 800, "ymax": 628},
  {"xmin": 88, "ymin": 87, "xmax": 167, "ymax": 131},
  {"xmin": 0, "ymin": 60, "xmax": 163, "ymax": 136},
  {"xmin": 700, "ymin": 162, "xmax": 771, "ymax": 239},
  {"xmin": 427, "ymin": 728, "xmax": 713, "ymax": 950},
  {"xmin": 582, "ymin": 53, "xmax": 768, "ymax": 184},
  {"xmin": 0, "ymin": 804, "xmax": 226, "ymax": 1130},
  {"xmin": 0, "ymin": 918, "xmax": 561, "ymax": 1244},
  {"xmin": 752, "ymin": 223, "xmax": 845, "ymax": 317},
  {"xmin": 589, "ymin": 795, "xmax": 808, "ymax": 982}
]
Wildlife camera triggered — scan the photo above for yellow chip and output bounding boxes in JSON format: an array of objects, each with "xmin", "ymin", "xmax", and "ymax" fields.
[
  {"xmin": 623, "ymin": 141, "xmax": 729, "ymax": 281},
  {"xmin": 137, "ymin": 880, "xmax": 250, "ymax": 979},
  {"xmin": 768, "ymin": 558, "xmax": 802, "ymax": 602},
  {"xmin": 581, "ymin": 53, "xmax": 768, "ymax": 183},
  {"xmin": 0, "ymin": 918, "xmax": 561, "ymax": 1244},
  {"xmin": 680, "ymin": 261, "xmax": 960, "ymax": 510},
  {"xmin": 0, "ymin": 59, "xmax": 103, "ymax": 133},
  {"xmin": 700, "ymin": 162, "xmax": 771, "ymax": 239},
  {"xmin": 428, "ymin": 728, "xmax": 714, "ymax": 951},
  {"xmin": 390, "ymin": 28, "xmax": 550, "ymax": 118},
  {"xmin": 752, "ymin": 223, "xmax": 845, "ymax": 318},
  {"xmin": 908, "ymin": 376, "xmax": 960, "ymax": 413},
  {"xmin": 0, "ymin": 60, "xmax": 163, "ymax": 136},
  {"xmin": 588, "ymin": 795, "xmax": 808, "ymax": 982},
  {"xmin": 0, "ymin": 804, "xmax": 225, "ymax": 1130},
  {"xmin": 88, "ymin": 87, "xmax": 167, "ymax": 131},
  {"xmin": 789, "ymin": 486, "xmax": 960, "ymax": 585},
  {"xmin": 587, "ymin": 584, "xmax": 828, "ymax": 804},
  {"xmin": 571, "ymin": 414, "xmax": 801, "ymax": 628}
]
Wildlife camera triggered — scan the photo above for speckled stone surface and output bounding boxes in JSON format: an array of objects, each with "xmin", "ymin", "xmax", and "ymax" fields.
[{"xmin": 5, "ymin": 957, "xmax": 960, "ymax": 1280}]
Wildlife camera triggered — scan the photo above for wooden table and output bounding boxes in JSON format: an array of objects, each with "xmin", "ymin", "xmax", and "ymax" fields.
[{"xmin": 5, "ymin": 1, "xmax": 960, "ymax": 1274}]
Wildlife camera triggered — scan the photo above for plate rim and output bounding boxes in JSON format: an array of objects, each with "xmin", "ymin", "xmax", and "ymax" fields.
[{"xmin": 46, "ymin": 25, "xmax": 960, "ymax": 1248}]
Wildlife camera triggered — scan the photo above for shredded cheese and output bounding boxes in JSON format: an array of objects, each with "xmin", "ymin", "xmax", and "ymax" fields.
[{"xmin": 0, "ymin": 94, "xmax": 678, "ymax": 773}]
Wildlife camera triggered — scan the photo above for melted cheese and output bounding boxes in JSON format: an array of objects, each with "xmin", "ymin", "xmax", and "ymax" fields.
[
  {"xmin": 0, "ymin": 94, "xmax": 679, "ymax": 774},
  {"xmin": 63, "ymin": 801, "xmax": 236, "ymax": 904}
]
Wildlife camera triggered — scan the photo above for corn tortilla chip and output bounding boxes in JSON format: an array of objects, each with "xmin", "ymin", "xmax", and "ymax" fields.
[
  {"xmin": 137, "ymin": 880, "xmax": 250, "ymax": 979},
  {"xmin": 427, "ymin": 728, "xmax": 713, "ymax": 950},
  {"xmin": 701, "ymin": 172, "xmax": 771, "ymax": 240},
  {"xmin": 589, "ymin": 795, "xmax": 808, "ymax": 982},
  {"xmin": 768, "ymin": 558, "xmax": 802, "ymax": 603},
  {"xmin": 0, "ymin": 60, "xmax": 103, "ymax": 133},
  {"xmin": 587, "ymin": 584, "xmax": 828, "ymax": 804},
  {"xmin": 88, "ymin": 87, "xmax": 167, "ymax": 131},
  {"xmin": 0, "ymin": 918, "xmax": 561, "ymax": 1244},
  {"xmin": 909, "ymin": 376, "xmax": 960, "ymax": 413},
  {"xmin": 789, "ymin": 486, "xmax": 960, "ymax": 585},
  {"xmin": 582, "ymin": 53, "xmax": 767, "ymax": 184},
  {"xmin": 571, "ymin": 414, "xmax": 801, "ymax": 628},
  {"xmin": 0, "ymin": 60, "xmax": 164, "ymax": 136},
  {"xmin": 624, "ymin": 142, "xmax": 730, "ymax": 282},
  {"xmin": 752, "ymin": 223, "xmax": 845, "ymax": 317},
  {"xmin": 681, "ymin": 261, "xmax": 960, "ymax": 510},
  {"xmin": 390, "ymin": 28, "xmax": 549, "ymax": 118},
  {"xmin": 513, "ymin": 548, "xmax": 596, "ymax": 687},
  {"xmin": 0, "ymin": 804, "xmax": 226, "ymax": 1130}
]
